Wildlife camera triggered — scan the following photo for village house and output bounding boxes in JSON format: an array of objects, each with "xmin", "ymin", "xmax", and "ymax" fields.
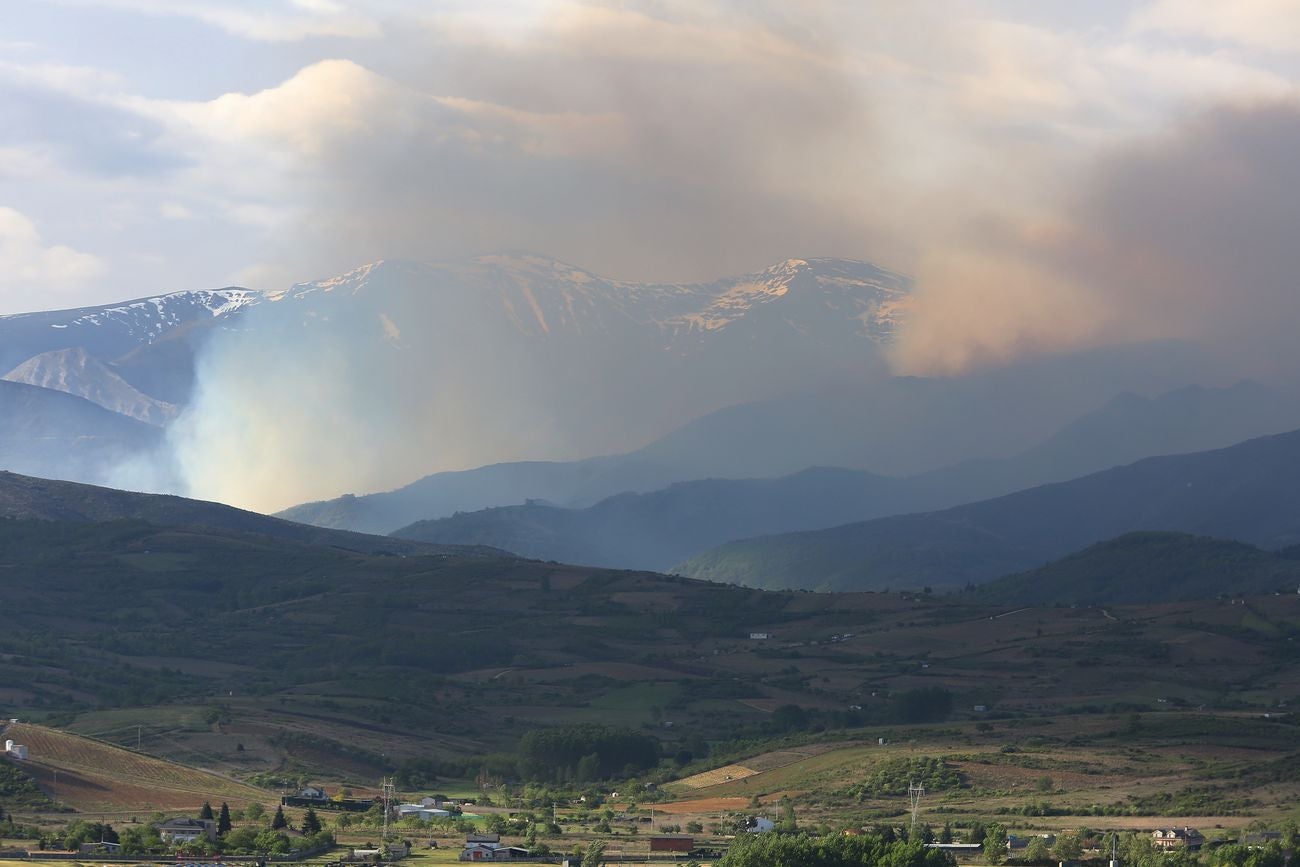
[
  {"xmin": 397, "ymin": 803, "xmax": 451, "ymax": 821},
  {"xmin": 1152, "ymin": 828, "xmax": 1204, "ymax": 851},
  {"xmin": 459, "ymin": 833, "xmax": 531, "ymax": 862},
  {"xmin": 155, "ymin": 817, "xmax": 218, "ymax": 844},
  {"xmin": 1008, "ymin": 834, "xmax": 1056, "ymax": 851},
  {"xmin": 419, "ymin": 795, "xmax": 456, "ymax": 808}
]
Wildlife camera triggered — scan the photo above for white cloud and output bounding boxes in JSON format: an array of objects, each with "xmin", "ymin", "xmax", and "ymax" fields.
[
  {"xmin": 0, "ymin": 206, "xmax": 106, "ymax": 308},
  {"xmin": 158, "ymin": 202, "xmax": 194, "ymax": 220},
  {"xmin": 49, "ymin": 0, "xmax": 382, "ymax": 42},
  {"xmin": 1133, "ymin": 0, "xmax": 1300, "ymax": 53}
]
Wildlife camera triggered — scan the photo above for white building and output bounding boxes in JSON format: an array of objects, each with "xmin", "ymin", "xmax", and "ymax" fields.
[
  {"xmin": 4, "ymin": 740, "xmax": 27, "ymax": 760},
  {"xmin": 398, "ymin": 804, "xmax": 450, "ymax": 820}
]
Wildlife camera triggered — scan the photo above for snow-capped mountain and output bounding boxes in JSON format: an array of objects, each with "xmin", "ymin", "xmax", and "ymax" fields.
[
  {"xmin": 0, "ymin": 254, "xmax": 912, "ymax": 499},
  {"xmin": 270, "ymin": 254, "xmax": 910, "ymax": 349},
  {"xmin": 3, "ymin": 347, "xmax": 178, "ymax": 426},
  {"xmin": 0, "ymin": 288, "xmax": 259, "ymax": 377}
]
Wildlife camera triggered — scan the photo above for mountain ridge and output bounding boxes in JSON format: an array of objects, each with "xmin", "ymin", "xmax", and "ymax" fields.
[
  {"xmin": 0, "ymin": 469, "xmax": 500, "ymax": 558},
  {"xmin": 674, "ymin": 425, "xmax": 1300, "ymax": 591}
]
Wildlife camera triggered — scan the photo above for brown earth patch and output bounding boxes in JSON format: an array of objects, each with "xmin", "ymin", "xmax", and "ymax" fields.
[{"xmin": 653, "ymin": 797, "xmax": 751, "ymax": 814}]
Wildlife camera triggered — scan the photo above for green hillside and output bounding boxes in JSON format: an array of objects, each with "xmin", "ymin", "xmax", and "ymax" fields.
[
  {"xmin": 976, "ymin": 532, "xmax": 1300, "ymax": 606},
  {"xmin": 3, "ymin": 510, "xmax": 1300, "ymax": 804}
]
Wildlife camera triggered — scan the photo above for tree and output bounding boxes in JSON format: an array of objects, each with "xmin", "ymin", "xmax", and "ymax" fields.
[
  {"xmin": 119, "ymin": 825, "xmax": 163, "ymax": 854},
  {"xmin": 1054, "ymin": 832, "xmax": 1084, "ymax": 862},
  {"xmin": 576, "ymin": 752, "xmax": 601, "ymax": 783},
  {"xmin": 717, "ymin": 832, "xmax": 957, "ymax": 867},
  {"xmin": 779, "ymin": 796, "xmax": 797, "ymax": 833},
  {"xmin": 582, "ymin": 841, "xmax": 606, "ymax": 867},
  {"xmin": 199, "ymin": 802, "xmax": 214, "ymax": 820},
  {"xmin": 271, "ymin": 805, "xmax": 288, "ymax": 830},
  {"xmin": 302, "ymin": 807, "xmax": 322, "ymax": 836},
  {"xmin": 218, "ymin": 802, "xmax": 232, "ymax": 836},
  {"xmin": 61, "ymin": 820, "xmax": 119, "ymax": 850},
  {"xmin": 254, "ymin": 829, "xmax": 291, "ymax": 854},
  {"xmin": 891, "ymin": 687, "xmax": 954, "ymax": 723},
  {"xmin": 223, "ymin": 826, "xmax": 258, "ymax": 853},
  {"xmin": 244, "ymin": 802, "xmax": 265, "ymax": 822},
  {"xmin": 984, "ymin": 824, "xmax": 1008, "ymax": 866},
  {"xmin": 1024, "ymin": 836, "xmax": 1052, "ymax": 864}
]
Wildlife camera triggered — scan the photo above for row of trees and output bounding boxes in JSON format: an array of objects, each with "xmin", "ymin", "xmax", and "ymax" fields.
[
  {"xmin": 984, "ymin": 826, "xmax": 1300, "ymax": 867},
  {"xmin": 38, "ymin": 802, "xmax": 334, "ymax": 858},
  {"xmin": 718, "ymin": 832, "xmax": 957, "ymax": 867},
  {"xmin": 517, "ymin": 725, "xmax": 660, "ymax": 782}
]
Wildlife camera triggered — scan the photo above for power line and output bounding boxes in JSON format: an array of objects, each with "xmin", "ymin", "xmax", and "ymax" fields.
[{"xmin": 908, "ymin": 782, "xmax": 924, "ymax": 835}]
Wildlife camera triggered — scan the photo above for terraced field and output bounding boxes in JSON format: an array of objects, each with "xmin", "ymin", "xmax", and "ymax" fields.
[
  {"xmin": 4, "ymin": 723, "xmax": 268, "ymax": 814},
  {"xmin": 675, "ymin": 744, "xmax": 841, "ymax": 788},
  {"xmin": 677, "ymin": 763, "xmax": 759, "ymax": 788}
]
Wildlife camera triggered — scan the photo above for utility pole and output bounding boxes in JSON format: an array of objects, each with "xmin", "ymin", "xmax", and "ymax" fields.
[
  {"xmin": 137, "ymin": 725, "xmax": 142, "ymax": 751},
  {"xmin": 381, "ymin": 778, "xmax": 395, "ymax": 842}
]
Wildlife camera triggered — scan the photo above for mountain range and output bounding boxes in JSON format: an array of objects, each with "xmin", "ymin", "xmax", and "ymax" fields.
[
  {"xmin": 8, "ymin": 253, "xmax": 1300, "ymax": 585},
  {"xmin": 0, "ymin": 255, "xmax": 913, "ymax": 496},
  {"xmin": 676, "ymin": 426, "xmax": 1300, "ymax": 591},
  {"xmin": 284, "ymin": 359, "xmax": 1294, "ymax": 533},
  {"xmin": 386, "ymin": 381, "xmax": 1300, "ymax": 571}
]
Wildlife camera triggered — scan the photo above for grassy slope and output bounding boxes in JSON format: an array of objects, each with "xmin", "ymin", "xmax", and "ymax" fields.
[
  {"xmin": 655, "ymin": 715, "xmax": 1300, "ymax": 829},
  {"xmin": 677, "ymin": 427, "xmax": 1300, "ymax": 592},
  {"xmin": 976, "ymin": 532, "xmax": 1300, "ymax": 606},
  {"xmin": 1, "ymin": 723, "xmax": 266, "ymax": 813}
]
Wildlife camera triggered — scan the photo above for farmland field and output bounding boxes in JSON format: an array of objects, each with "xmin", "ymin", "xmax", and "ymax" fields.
[{"xmin": 3, "ymin": 723, "xmax": 267, "ymax": 813}]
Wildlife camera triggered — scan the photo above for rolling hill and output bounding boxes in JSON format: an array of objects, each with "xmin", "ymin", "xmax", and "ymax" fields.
[
  {"xmin": 0, "ymin": 470, "xmax": 494, "ymax": 557},
  {"xmin": 975, "ymin": 532, "xmax": 1300, "ymax": 606},
  {"xmin": 675, "ymin": 426, "xmax": 1300, "ymax": 591},
  {"xmin": 1, "ymin": 506, "xmax": 1299, "ymax": 804}
]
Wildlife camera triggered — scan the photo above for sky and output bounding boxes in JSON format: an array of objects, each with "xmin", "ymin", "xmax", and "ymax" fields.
[{"xmin": 3, "ymin": 0, "xmax": 1300, "ymax": 375}]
